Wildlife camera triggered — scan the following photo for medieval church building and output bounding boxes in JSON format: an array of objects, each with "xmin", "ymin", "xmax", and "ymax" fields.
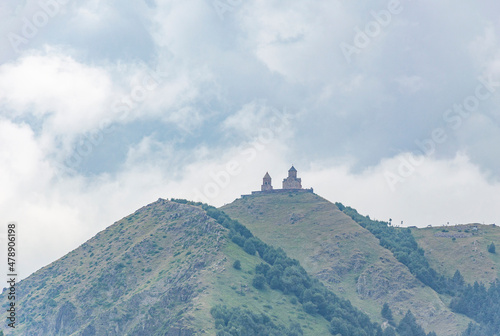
[
  {"xmin": 282, "ymin": 166, "xmax": 302, "ymax": 189},
  {"xmin": 253, "ymin": 166, "xmax": 312, "ymax": 195}
]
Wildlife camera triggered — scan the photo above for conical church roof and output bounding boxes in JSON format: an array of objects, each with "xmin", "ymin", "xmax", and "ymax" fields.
[
  {"xmin": 264, "ymin": 172, "xmax": 271, "ymax": 178},
  {"xmin": 289, "ymin": 166, "xmax": 297, "ymax": 172}
]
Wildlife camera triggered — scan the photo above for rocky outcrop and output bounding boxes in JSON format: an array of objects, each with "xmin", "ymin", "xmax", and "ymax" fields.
[{"xmin": 356, "ymin": 262, "xmax": 416, "ymax": 300}]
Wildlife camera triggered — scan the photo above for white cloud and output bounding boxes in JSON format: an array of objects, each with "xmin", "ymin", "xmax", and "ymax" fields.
[
  {"xmin": 0, "ymin": 48, "xmax": 114, "ymax": 136},
  {"xmin": 238, "ymin": 1, "xmax": 348, "ymax": 82},
  {"xmin": 222, "ymin": 101, "xmax": 294, "ymax": 140},
  {"xmin": 0, "ymin": 120, "xmax": 48, "ymax": 205},
  {"xmin": 306, "ymin": 153, "xmax": 500, "ymax": 227},
  {"xmin": 1, "ymin": 113, "xmax": 499, "ymax": 280},
  {"xmin": 0, "ymin": 122, "xmax": 291, "ymax": 279},
  {"xmin": 140, "ymin": 71, "xmax": 207, "ymax": 130},
  {"xmin": 2, "ymin": 0, "xmax": 500, "ymax": 282},
  {"xmin": 469, "ymin": 24, "xmax": 498, "ymax": 67},
  {"xmin": 395, "ymin": 75, "xmax": 425, "ymax": 94}
]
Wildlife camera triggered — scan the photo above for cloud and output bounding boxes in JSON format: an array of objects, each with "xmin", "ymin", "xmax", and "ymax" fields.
[
  {"xmin": 222, "ymin": 101, "xmax": 294, "ymax": 140},
  {"xmin": 2, "ymin": 0, "xmax": 500, "ymax": 280},
  {"xmin": 305, "ymin": 153, "xmax": 500, "ymax": 227},
  {"xmin": 0, "ymin": 118, "xmax": 290, "ymax": 278},
  {"xmin": 0, "ymin": 48, "xmax": 114, "ymax": 136},
  {"xmin": 468, "ymin": 24, "xmax": 498, "ymax": 67},
  {"xmin": 238, "ymin": 1, "xmax": 349, "ymax": 82},
  {"xmin": 395, "ymin": 75, "xmax": 425, "ymax": 94},
  {"xmin": 0, "ymin": 120, "xmax": 48, "ymax": 205},
  {"xmin": 0, "ymin": 119, "xmax": 86, "ymax": 279}
]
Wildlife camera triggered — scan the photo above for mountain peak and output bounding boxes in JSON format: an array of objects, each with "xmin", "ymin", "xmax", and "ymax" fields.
[
  {"xmin": 4, "ymin": 199, "xmax": 227, "ymax": 335},
  {"xmin": 222, "ymin": 192, "xmax": 472, "ymax": 335}
]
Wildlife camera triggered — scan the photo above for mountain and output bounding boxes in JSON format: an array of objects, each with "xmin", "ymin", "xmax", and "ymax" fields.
[
  {"xmin": 411, "ymin": 224, "xmax": 500, "ymax": 284},
  {"xmin": 2, "ymin": 191, "xmax": 498, "ymax": 335},
  {"xmin": 0, "ymin": 199, "xmax": 335, "ymax": 335},
  {"xmin": 221, "ymin": 191, "xmax": 472, "ymax": 335},
  {"xmin": 2, "ymin": 199, "xmax": 224, "ymax": 335}
]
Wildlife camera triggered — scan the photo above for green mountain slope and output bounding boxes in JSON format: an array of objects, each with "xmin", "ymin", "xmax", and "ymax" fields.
[
  {"xmin": 411, "ymin": 224, "xmax": 500, "ymax": 284},
  {"xmin": 3, "ymin": 192, "xmax": 494, "ymax": 335},
  {"xmin": 2, "ymin": 199, "xmax": 226, "ymax": 335},
  {"xmin": 221, "ymin": 191, "xmax": 471, "ymax": 335},
  {"xmin": 1, "ymin": 199, "xmax": 332, "ymax": 335}
]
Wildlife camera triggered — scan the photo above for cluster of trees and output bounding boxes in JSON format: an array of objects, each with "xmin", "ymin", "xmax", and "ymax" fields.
[
  {"xmin": 379, "ymin": 304, "xmax": 436, "ymax": 336},
  {"xmin": 210, "ymin": 305, "xmax": 303, "ymax": 336},
  {"xmin": 252, "ymin": 258, "xmax": 380, "ymax": 335},
  {"xmin": 170, "ymin": 198, "xmax": 203, "ymax": 205},
  {"xmin": 462, "ymin": 322, "xmax": 497, "ymax": 336},
  {"xmin": 488, "ymin": 242, "xmax": 496, "ymax": 254},
  {"xmin": 329, "ymin": 306, "xmax": 438, "ymax": 336},
  {"xmin": 451, "ymin": 280, "xmax": 500, "ymax": 335},
  {"xmin": 396, "ymin": 310, "xmax": 437, "ymax": 336}
]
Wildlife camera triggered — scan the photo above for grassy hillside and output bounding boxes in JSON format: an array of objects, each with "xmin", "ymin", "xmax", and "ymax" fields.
[
  {"xmin": 222, "ymin": 191, "xmax": 471, "ymax": 335},
  {"xmin": 3, "ymin": 193, "xmax": 495, "ymax": 335},
  {"xmin": 0, "ymin": 199, "xmax": 331, "ymax": 335},
  {"xmin": 1, "ymin": 199, "xmax": 226, "ymax": 335},
  {"xmin": 412, "ymin": 224, "xmax": 500, "ymax": 284},
  {"xmin": 191, "ymin": 241, "xmax": 331, "ymax": 335}
]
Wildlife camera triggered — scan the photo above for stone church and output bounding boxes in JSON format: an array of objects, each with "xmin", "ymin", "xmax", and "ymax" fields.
[
  {"xmin": 252, "ymin": 166, "xmax": 312, "ymax": 195},
  {"xmin": 281, "ymin": 166, "xmax": 302, "ymax": 190}
]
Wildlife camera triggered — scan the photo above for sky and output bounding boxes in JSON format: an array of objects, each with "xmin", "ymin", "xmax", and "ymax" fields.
[{"xmin": 1, "ymin": 0, "xmax": 500, "ymax": 279}]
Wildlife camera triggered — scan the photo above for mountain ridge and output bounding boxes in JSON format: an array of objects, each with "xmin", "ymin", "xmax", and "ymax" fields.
[
  {"xmin": 2, "ymin": 191, "xmax": 499, "ymax": 335},
  {"xmin": 1, "ymin": 198, "xmax": 351, "ymax": 335},
  {"xmin": 2, "ymin": 199, "xmax": 227, "ymax": 335},
  {"xmin": 221, "ymin": 191, "xmax": 472, "ymax": 335}
]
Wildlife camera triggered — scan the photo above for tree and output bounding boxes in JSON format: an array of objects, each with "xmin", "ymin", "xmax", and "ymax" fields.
[
  {"xmin": 488, "ymin": 242, "xmax": 496, "ymax": 254},
  {"xmin": 397, "ymin": 310, "xmax": 427, "ymax": 336},
  {"xmin": 381, "ymin": 302, "xmax": 394, "ymax": 324},
  {"xmin": 233, "ymin": 260, "xmax": 241, "ymax": 270},
  {"xmin": 230, "ymin": 233, "xmax": 245, "ymax": 247},
  {"xmin": 252, "ymin": 274, "xmax": 266, "ymax": 290},
  {"xmin": 303, "ymin": 302, "xmax": 317, "ymax": 315},
  {"xmin": 329, "ymin": 317, "xmax": 349, "ymax": 335},
  {"xmin": 244, "ymin": 240, "xmax": 256, "ymax": 255},
  {"xmin": 452, "ymin": 270, "xmax": 465, "ymax": 286},
  {"xmin": 448, "ymin": 269, "xmax": 466, "ymax": 293}
]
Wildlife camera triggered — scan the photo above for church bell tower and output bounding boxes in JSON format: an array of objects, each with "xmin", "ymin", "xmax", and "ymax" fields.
[{"xmin": 261, "ymin": 172, "xmax": 273, "ymax": 191}]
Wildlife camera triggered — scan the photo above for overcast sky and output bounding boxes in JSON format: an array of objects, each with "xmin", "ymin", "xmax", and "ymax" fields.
[{"xmin": 1, "ymin": 0, "xmax": 500, "ymax": 279}]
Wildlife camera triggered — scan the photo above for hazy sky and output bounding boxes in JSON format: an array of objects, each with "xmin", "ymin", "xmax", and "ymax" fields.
[{"xmin": 1, "ymin": 0, "xmax": 500, "ymax": 278}]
